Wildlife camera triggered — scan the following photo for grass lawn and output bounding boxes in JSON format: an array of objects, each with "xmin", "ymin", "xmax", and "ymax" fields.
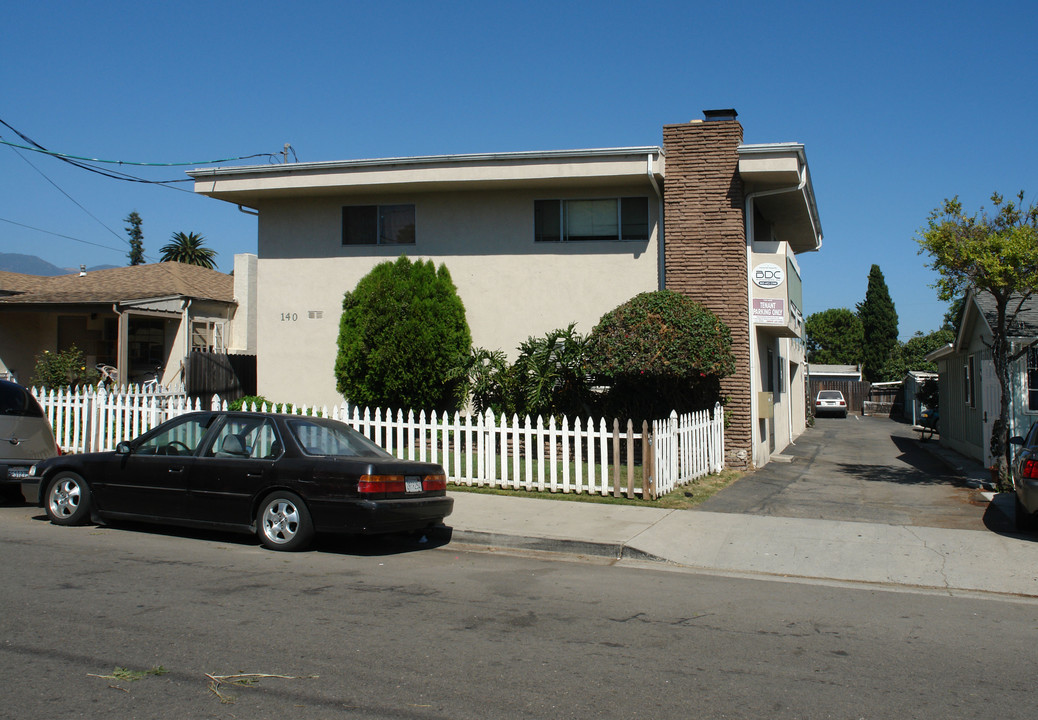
[{"xmin": 448, "ymin": 467, "xmax": 742, "ymax": 510}]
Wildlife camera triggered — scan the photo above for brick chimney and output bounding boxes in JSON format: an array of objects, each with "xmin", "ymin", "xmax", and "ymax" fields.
[{"xmin": 662, "ymin": 110, "xmax": 750, "ymax": 466}]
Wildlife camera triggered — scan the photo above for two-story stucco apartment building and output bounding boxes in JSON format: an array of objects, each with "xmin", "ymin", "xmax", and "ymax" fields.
[{"xmin": 189, "ymin": 110, "xmax": 822, "ymax": 468}]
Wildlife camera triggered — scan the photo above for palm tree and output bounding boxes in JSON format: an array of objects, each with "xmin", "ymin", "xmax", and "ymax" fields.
[{"xmin": 159, "ymin": 232, "xmax": 217, "ymax": 269}]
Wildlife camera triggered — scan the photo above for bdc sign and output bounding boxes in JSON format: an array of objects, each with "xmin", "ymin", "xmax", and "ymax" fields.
[{"xmin": 752, "ymin": 262, "xmax": 785, "ymax": 289}]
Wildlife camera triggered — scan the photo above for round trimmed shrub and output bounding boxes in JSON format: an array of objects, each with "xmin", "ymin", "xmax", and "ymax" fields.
[
  {"xmin": 335, "ymin": 256, "xmax": 471, "ymax": 412},
  {"xmin": 585, "ymin": 290, "xmax": 735, "ymax": 420}
]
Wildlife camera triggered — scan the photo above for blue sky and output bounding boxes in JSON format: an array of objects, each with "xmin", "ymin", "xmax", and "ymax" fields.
[{"xmin": 2, "ymin": 0, "xmax": 1035, "ymax": 340}]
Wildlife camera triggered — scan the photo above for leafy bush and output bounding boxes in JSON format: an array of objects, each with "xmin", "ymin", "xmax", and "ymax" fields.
[
  {"xmin": 31, "ymin": 346, "xmax": 99, "ymax": 389},
  {"xmin": 507, "ymin": 324, "xmax": 590, "ymax": 419},
  {"xmin": 229, "ymin": 395, "xmax": 271, "ymax": 411},
  {"xmin": 448, "ymin": 347, "xmax": 510, "ymax": 415},
  {"xmin": 584, "ymin": 290, "xmax": 735, "ymax": 420},
  {"xmin": 335, "ymin": 256, "xmax": 471, "ymax": 412}
]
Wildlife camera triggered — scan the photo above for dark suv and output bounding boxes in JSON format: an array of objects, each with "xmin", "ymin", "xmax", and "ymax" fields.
[
  {"xmin": 1, "ymin": 379, "xmax": 59, "ymax": 503},
  {"xmin": 1010, "ymin": 421, "xmax": 1038, "ymax": 532}
]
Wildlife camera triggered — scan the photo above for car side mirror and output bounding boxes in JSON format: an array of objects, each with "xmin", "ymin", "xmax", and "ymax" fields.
[
  {"xmin": 116, "ymin": 441, "xmax": 133, "ymax": 455},
  {"xmin": 1009, "ymin": 436, "xmax": 1024, "ymax": 446}
]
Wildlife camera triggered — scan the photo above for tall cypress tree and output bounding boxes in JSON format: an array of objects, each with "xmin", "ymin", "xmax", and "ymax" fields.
[
  {"xmin": 857, "ymin": 264, "xmax": 899, "ymax": 381},
  {"xmin": 124, "ymin": 211, "xmax": 145, "ymax": 265}
]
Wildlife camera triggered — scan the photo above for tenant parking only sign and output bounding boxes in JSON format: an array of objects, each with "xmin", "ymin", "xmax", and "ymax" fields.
[{"xmin": 752, "ymin": 298, "xmax": 785, "ymax": 325}]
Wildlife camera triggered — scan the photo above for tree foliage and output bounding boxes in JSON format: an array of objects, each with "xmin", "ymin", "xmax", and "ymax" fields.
[
  {"xmin": 883, "ymin": 329, "xmax": 955, "ymax": 381},
  {"xmin": 584, "ymin": 290, "xmax": 735, "ymax": 420},
  {"xmin": 124, "ymin": 211, "xmax": 145, "ymax": 266},
  {"xmin": 335, "ymin": 256, "xmax": 471, "ymax": 412},
  {"xmin": 917, "ymin": 191, "xmax": 1038, "ymax": 487},
  {"xmin": 160, "ymin": 231, "xmax": 217, "ymax": 269},
  {"xmin": 857, "ymin": 264, "xmax": 899, "ymax": 382},
  {"xmin": 804, "ymin": 308, "xmax": 863, "ymax": 365}
]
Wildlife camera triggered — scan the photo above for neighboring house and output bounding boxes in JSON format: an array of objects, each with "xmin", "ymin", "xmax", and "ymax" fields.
[
  {"xmin": 901, "ymin": 370, "xmax": 937, "ymax": 426},
  {"xmin": 808, "ymin": 364, "xmax": 862, "ymax": 382},
  {"xmin": 0, "ymin": 255, "xmax": 257, "ymax": 388},
  {"xmin": 925, "ymin": 290, "xmax": 1038, "ymax": 466},
  {"xmin": 189, "ymin": 109, "xmax": 824, "ymax": 468}
]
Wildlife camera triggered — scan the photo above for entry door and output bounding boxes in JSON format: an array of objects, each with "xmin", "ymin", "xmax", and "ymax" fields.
[{"xmin": 93, "ymin": 414, "xmax": 211, "ymax": 519}]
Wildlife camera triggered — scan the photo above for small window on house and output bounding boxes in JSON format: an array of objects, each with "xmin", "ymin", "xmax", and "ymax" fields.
[
  {"xmin": 342, "ymin": 204, "xmax": 415, "ymax": 245},
  {"xmin": 534, "ymin": 197, "xmax": 649, "ymax": 242},
  {"xmin": 1028, "ymin": 347, "xmax": 1038, "ymax": 412},
  {"xmin": 191, "ymin": 320, "xmax": 226, "ymax": 353}
]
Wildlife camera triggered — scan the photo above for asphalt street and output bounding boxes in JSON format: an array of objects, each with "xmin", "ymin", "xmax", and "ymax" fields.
[{"xmin": 2, "ymin": 504, "xmax": 1037, "ymax": 720}]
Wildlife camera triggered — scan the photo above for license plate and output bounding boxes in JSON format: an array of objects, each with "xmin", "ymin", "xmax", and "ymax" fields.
[
  {"xmin": 7, "ymin": 467, "xmax": 29, "ymax": 479},
  {"xmin": 405, "ymin": 478, "xmax": 422, "ymax": 493}
]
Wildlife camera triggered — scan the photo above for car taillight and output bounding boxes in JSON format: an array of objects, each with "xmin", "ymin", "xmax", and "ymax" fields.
[
  {"xmin": 358, "ymin": 475, "xmax": 407, "ymax": 494},
  {"xmin": 1023, "ymin": 459, "xmax": 1038, "ymax": 480},
  {"xmin": 357, "ymin": 474, "xmax": 447, "ymax": 494},
  {"xmin": 423, "ymin": 474, "xmax": 447, "ymax": 491},
  {"xmin": 839, "ymin": 400, "xmax": 846, "ymax": 406}
]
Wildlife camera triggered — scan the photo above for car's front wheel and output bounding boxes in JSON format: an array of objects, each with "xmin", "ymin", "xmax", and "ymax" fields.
[
  {"xmin": 257, "ymin": 491, "xmax": 314, "ymax": 551},
  {"xmin": 45, "ymin": 472, "xmax": 92, "ymax": 526}
]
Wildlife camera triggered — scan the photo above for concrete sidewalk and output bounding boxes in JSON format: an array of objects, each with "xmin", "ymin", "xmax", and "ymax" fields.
[{"xmin": 445, "ymin": 489, "xmax": 1038, "ymax": 598}]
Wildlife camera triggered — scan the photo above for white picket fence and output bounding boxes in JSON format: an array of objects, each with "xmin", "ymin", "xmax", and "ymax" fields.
[{"xmin": 31, "ymin": 386, "xmax": 725, "ymax": 499}]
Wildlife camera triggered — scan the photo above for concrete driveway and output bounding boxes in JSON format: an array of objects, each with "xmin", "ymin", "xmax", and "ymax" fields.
[{"xmin": 699, "ymin": 415, "xmax": 1001, "ymax": 531}]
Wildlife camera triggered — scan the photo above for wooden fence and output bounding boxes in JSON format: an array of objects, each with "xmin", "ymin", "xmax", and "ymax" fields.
[
  {"xmin": 184, "ymin": 350, "xmax": 256, "ymax": 403},
  {"xmin": 31, "ymin": 387, "xmax": 726, "ymax": 500}
]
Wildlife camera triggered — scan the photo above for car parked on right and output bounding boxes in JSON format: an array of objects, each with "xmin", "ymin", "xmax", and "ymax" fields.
[
  {"xmin": 1010, "ymin": 421, "xmax": 1038, "ymax": 532},
  {"xmin": 814, "ymin": 389, "xmax": 848, "ymax": 418}
]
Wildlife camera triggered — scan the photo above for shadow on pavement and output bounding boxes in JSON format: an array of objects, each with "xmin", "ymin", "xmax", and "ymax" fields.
[
  {"xmin": 28, "ymin": 511, "xmax": 454, "ymax": 557},
  {"xmin": 984, "ymin": 493, "xmax": 1038, "ymax": 542}
]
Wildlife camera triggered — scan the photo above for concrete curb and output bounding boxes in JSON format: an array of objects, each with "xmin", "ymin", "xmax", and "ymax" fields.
[{"xmin": 450, "ymin": 529, "xmax": 669, "ymax": 564}]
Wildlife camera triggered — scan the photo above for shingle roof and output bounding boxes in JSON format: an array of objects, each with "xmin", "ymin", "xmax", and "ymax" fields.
[
  {"xmin": 972, "ymin": 291, "xmax": 1038, "ymax": 337},
  {"xmin": 0, "ymin": 262, "xmax": 233, "ymax": 306}
]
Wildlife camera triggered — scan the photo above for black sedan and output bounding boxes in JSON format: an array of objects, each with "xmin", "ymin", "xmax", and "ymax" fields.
[{"xmin": 29, "ymin": 411, "xmax": 453, "ymax": 551}]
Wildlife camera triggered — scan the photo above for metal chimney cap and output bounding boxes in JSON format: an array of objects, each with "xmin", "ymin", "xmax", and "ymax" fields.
[{"xmin": 703, "ymin": 108, "xmax": 738, "ymax": 122}]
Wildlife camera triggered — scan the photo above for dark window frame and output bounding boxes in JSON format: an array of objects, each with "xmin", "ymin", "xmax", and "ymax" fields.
[
  {"xmin": 534, "ymin": 197, "xmax": 650, "ymax": 243},
  {"xmin": 342, "ymin": 204, "xmax": 416, "ymax": 246}
]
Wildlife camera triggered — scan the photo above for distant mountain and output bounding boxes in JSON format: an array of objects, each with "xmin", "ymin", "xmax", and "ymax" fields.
[{"xmin": 0, "ymin": 253, "xmax": 118, "ymax": 275}]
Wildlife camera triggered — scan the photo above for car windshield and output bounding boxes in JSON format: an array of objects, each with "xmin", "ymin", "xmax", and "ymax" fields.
[
  {"xmin": 287, "ymin": 418, "xmax": 393, "ymax": 458},
  {"xmin": 1, "ymin": 381, "xmax": 44, "ymax": 418},
  {"xmin": 818, "ymin": 391, "xmax": 844, "ymax": 400}
]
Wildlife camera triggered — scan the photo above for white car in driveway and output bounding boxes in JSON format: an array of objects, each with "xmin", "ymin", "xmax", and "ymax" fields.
[{"xmin": 814, "ymin": 390, "xmax": 848, "ymax": 418}]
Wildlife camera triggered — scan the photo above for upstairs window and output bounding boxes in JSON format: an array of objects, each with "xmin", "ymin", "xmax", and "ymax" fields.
[
  {"xmin": 535, "ymin": 197, "xmax": 649, "ymax": 242},
  {"xmin": 342, "ymin": 204, "xmax": 415, "ymax": 245}
]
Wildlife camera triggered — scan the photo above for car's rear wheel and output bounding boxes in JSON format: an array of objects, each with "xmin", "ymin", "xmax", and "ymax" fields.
[
  {"xmin": 45, "ymin": 472, "xmax": 92, "ymax": 526},
  {"xmin": 1015, "ymin": 495, "xmax": 1036, "ymax": 533},
  {"xmin": 257, "ymin": 491, "xmax": 314, "ymax": 551}
]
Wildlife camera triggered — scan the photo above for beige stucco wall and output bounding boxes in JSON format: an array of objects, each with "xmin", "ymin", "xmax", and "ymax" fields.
[
  {"xmin": 255, "ymin": 186, "xmax": 660, "ymax": 407},
  {"xmin": 0, "ymin": 312, "xmax": 50, "ymax": 382}
]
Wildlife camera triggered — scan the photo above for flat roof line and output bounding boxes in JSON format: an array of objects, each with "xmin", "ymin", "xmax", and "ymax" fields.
[{"xmin": 188, "ymin": 146, "xmax": 665, "ymax": 178}]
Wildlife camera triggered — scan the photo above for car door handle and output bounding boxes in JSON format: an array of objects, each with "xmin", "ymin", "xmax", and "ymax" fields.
[
  {"xmin": 246, "ymin": 472, "xmax": 262, "ymax": 479},
  {"xmin": 168, "ymin": 466, "xmax": 185, "ymax": 473}
]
